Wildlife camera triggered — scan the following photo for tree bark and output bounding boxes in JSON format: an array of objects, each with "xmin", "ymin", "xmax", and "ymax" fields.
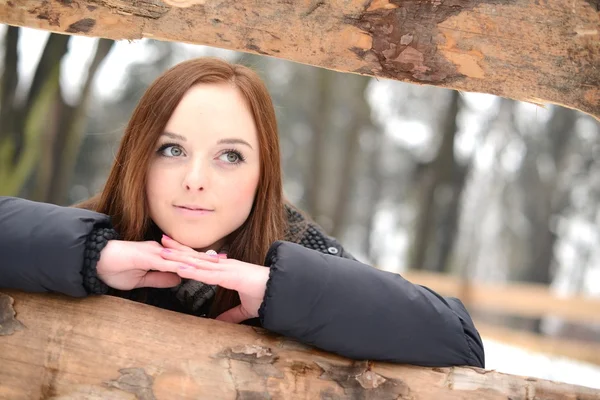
[
  {"xmin": 0, "ymin": 0, "xmax": 597, "ymax": 121},
  {"xmin": 2, "ymin": 290, "xmax": 599, "ymax": 399}
]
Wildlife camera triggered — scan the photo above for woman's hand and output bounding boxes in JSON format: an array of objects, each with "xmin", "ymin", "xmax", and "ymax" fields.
[
  {"xmin": 161, "ymin": 234, "xmax": 227, "ymax": 259},
  {"xmin": 96, "ymin": 239, "xmax": 219, "ymax": 291},
  {"xmin": 159, "ymin": 244, "xmax": 269, "ymax": 324}
]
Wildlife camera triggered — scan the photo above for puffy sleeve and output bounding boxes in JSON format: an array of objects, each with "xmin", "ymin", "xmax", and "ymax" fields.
[
  {"xmin": 0, "ymin": 196, "xmax": 112, "ymax": 297},
  {"xmin": 258, "ymin": 241, "xmax": 484, "ymax": 368}
]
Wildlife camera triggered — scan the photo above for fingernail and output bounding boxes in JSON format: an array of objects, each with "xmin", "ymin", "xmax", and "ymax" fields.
[
  {"xmin": 162, "ymin": 234, "xmax": 171, "ymax": 240},
  {"xmin": 218, "ymin": 253, "xmax": 228, "ymax": 259}
]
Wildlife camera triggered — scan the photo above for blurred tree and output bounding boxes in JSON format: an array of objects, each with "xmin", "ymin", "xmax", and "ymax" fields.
[
  {"xmin": 504, "ymin": 104, "xmax": 578, "ymax": 333},
  {"xmin": 511, "ymin": 104, "xmax": 578, "ymax": 286},
  {"xmin": 0, "ymin": 27, "xmax": 113, "ymax": 204},
  {"xmin": 330, "ymin": 75, "xmax": 372, "ymax": 239},
  {"xmin": 306, "ymin": 68, "xmax": 336, "ymax": 222},
  {"xmin": 409, "ymin": 90, "xmax": 470, "ymax": 272}
]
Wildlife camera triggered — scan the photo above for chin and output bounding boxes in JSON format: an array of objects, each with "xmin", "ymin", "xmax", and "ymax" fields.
[{"xmin": 171, "ymin": 232, "xmax": 220, "ymax": 251}]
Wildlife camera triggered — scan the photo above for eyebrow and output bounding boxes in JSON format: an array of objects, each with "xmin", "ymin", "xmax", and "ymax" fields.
[
  {"xmin": 162, "ymin": 132, "xmax": 186, "ymax": 141},
  {"xmin": 161, "ymin": 132, "xmax": 253, "ymax": 150},
  {"xmin": 217, "ymin": 138, "xmax": 253, "ymax": 149}
]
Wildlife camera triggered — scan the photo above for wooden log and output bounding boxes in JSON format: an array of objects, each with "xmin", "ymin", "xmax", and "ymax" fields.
[
  {"xmin": 0, "ymin": 1, "xmax": 598, "ymax": 121},
  {"xmin": 1, "ymin": 290, "xmax": 599, "ymax": 399}
]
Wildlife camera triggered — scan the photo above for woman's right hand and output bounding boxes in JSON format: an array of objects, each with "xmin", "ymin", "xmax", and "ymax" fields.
[{"xmin": 96, "ymin": 240, "xmax": 218, "ymax": 290}]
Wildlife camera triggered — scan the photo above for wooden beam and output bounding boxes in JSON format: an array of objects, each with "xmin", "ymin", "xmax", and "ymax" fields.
[
  {"xmin": 0, "ymin": 1, "xmax": 598, "ymax": 120},
  {"xmin": 402, "ymin": 270, "xmax": 600, "ymax": 324},
  {"xmin": 1, "ymin": 291, "xmax": 599, "ymax": 399}
]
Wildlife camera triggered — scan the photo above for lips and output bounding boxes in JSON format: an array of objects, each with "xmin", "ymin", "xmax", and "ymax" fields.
[
  {"xmin": 173, "ymin": 203, "xmax": 214, "ymax": 211},
  {"xmin": 176, "ymin": 205, "xmax": 213, "ymax": 211},
  {"xmin": 173, "ymin": 205, "xmax": 214, "ymax": 217}
]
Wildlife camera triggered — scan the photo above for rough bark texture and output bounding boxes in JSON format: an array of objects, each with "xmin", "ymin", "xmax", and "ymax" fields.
[
  {"xmin": 1, "ymin": 290, "xmax": 599, "ymax": 399},
  {"xmin": 0, "ymin": 0, "xmax": 598, "ymax": 120}
]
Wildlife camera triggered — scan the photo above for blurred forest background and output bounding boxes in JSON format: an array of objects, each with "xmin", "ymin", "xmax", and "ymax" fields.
[{"xmin": 1, "ymin": 26, "xmax": 599, "ymax": 387}]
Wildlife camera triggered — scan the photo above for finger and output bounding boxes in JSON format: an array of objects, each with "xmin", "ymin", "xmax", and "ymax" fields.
[
  {"xmin": 136, "ymin": 271, "xmax": 181, "ymax": 289},
  {"xmin": 161, "ymin": 235, "xmax": 221, "ymax": 263},
  {"xmin": 161, "ymin": 235, "xmax": 219, "ymax": 261},
  {"xmin": 160, "ymin": 240, "xmax": 219, "ymax": 262},
  {"xmin": 177, "ymin": 265, "xmax": 225, "ymax": 286},
  {"xmin": 169, "ymin": 249, "xmax": 220, "ymax": 263},
  {"xmin": 140, "ymin": 252, "xmax": 196, "ymax": 273},
  {"xmin": 216, "ymin": 305, "xmax": 252, "ymax": 324},
  {"xmin": 161, "ymin": 234, "xmax": 196, "ymax": 253},
  {"xmin": 161, "ymin": 250, "xmax": 222, "ymax": 267}
]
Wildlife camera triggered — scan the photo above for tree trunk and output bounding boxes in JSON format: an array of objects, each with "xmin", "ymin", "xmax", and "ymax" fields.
[
  {"xmin": 364, "ymin": 131, "xmax": 385, "ymax": 264},
  {"xmin": 0, "ymin": 65, "xmax": 62, "ymax": 196},
  {"xmin": 47, "ymin": 38, "xmax": 115, "ymax": 205},
  {"xmin": 2, "ymin": 290, "xmax": 599, "ymax": 400},
  {"xmin": 306, "ymin": 68, "xmax": 335, "ymax": 221},
  {"xmin": 1, "ymin": 0, "xmax": 598, "ymax": 120},
  {"xmin": 330, "ymin": 75, "xmax": 372, "ymax": 239},
  {"xmin": 0, "ymin": 31, "xmax": 70, "ymax": 198},
  {"xmin": 509, "ymin": 105, "xmax": 578, "ymax": 333},
  {"xmin": 410, "ymin": 166, "xmax": 437, "ymax": 270},
  {"xmin": 0, "ymin": 30, "xmax": 113, "ymax": 202},
  {"xmin": 0, "ymin": 26, "xmax": 19, "ymax": 144},
  {"xmin": 410, "ymin": 91, "xmax": 466, "ymax": 272}
]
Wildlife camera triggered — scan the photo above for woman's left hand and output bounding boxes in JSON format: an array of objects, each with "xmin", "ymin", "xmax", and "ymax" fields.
[{"xmin": 160, "ymin": 241, "xmax": 269, "ymax": 324}]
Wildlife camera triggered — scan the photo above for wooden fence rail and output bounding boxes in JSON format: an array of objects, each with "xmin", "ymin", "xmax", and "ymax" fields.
[
  {"xmin": 1, "ymin": 0, "xmax": 599, "ymax": 120},
  {"xmin": 401, "ymin": 270, "xmax": 600, "ymax": 324},
  {"xmin": 402, "ymin": 270, "xmax": 600, "ymax": 365}
]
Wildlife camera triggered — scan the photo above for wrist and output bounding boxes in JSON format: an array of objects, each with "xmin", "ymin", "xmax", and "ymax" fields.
[{"xmin": 82, "ymin": 226, "xmax": 118, "ymax": 294}]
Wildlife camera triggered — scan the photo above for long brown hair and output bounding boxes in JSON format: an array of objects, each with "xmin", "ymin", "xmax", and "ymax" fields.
[{"xmin": 78, "ymin": 58, "xmax": 285, "ymax": 317}]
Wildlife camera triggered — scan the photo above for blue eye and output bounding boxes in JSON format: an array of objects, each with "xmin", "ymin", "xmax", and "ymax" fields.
[{"xmin": 158, "ymin": 144, "xmax": 184, "ymax": 157}]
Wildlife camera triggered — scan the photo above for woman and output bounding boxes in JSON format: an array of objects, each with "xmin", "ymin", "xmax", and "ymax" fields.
[{"xmin": 0, "ymin": 58, "xmax": 484, "ymax": 368}]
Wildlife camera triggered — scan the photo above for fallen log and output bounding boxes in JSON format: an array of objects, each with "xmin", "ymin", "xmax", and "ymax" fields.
[
  {"xmin": 1, "ymin": 290, "xmax": 599, "ymax": 399},
  {"xmin": 0, "ymin": 0, "xmax": 598, "ymax": 120}
]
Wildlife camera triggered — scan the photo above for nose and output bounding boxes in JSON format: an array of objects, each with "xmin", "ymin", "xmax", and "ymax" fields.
[{"xmin": 182, "ymin": 159, "xmax": 209, "ymax": 191}]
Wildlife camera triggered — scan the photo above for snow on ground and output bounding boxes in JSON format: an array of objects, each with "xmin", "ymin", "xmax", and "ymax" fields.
[{"xmin": 484, "ymin": 338, "xmax": 600, "ymax": 389}]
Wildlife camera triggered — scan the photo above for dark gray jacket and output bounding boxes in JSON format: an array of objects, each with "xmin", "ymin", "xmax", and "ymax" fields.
[{"xmin": 0, "ymin": 196, "xmax": 484, "ymax": 367}]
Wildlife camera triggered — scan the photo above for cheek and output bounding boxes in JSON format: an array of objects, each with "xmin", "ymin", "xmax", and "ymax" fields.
[
  {"xmin": 230, "ymin": 170, "xmax": 259, "ymax": 208},
  {"xmin": 236, "ymin": 179, "xmax": 258, "ymax": 205},
  {"xmin": 146, "ymin": 164, "xmax": 175, "ymax": 207},
  {"xmin": 146, "ymin": 166, "xmax": 162, "ymax": 201}
]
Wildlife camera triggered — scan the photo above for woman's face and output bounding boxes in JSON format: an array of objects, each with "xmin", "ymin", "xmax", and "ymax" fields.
[{"xmin": 146, "ymin": 82, "xmax": 260, "ymax": 251}]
